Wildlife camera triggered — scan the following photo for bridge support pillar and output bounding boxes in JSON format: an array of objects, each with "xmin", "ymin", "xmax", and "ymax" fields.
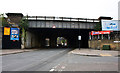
[
  {"xmin": 50, "ymin": 37, "xmax": 57, "ymax": 48},
  {"xmin": 25, "ymin": 31, "xmax": 32, "ymax": 48}
]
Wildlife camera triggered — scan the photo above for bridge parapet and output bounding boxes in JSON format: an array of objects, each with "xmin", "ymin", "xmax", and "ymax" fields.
[{"xmin": 25, "ymin": 16, "xmax": 99, "ymax": 22}]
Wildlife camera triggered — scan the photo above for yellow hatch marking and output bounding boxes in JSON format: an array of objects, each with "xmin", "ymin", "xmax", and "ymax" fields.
[{"xmin": 100, "ymin": 54, "xmax": 112, "ymax": 56}]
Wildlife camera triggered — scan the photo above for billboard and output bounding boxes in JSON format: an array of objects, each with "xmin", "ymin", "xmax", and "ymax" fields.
[
  {"xmin": 4, "ymin": 27, "xmax": 10, "ymax": 35},
  {"xmin": 102, "ymin": 20, "xmax": 120, "ymax": 31},
  {"xmin": 10, "ymin": 28, "xmax": 19, "ymax": 40}
]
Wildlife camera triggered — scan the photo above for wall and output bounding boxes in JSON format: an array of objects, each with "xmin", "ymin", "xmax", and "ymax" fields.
[
  {"xmin": 2, "ymin": 13, "xmax": 23, "ymax": 49},
  {"xmin": 25, "ymin": 31, "xmax": 32, "ymax": 48},
  {"xmin": 25, "ymin": 31, "xmax": 39, "ymax": 48},
  {"xmin": 89, "ymin": 39, "xmax": 120, "ymax": 50},
  {"xmin": 0, "ymin": 27, "xmax": 2, "ymax": 49}
]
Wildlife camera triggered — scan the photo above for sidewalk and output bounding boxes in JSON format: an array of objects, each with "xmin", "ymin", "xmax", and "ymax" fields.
[
  {"xmin": 0, "ymin": 49, "xmax": 38, "ymax": 56},
  {"xmin": 69, "ymin": 48, "xmax": 119, "ymax": 57}
]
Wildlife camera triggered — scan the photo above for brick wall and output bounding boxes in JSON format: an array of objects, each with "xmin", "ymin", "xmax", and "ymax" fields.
[
  {"xmin": 8, "ymin": 16, "xmax": 22, "ymax": 24},
  {"xmin": 89, "ymin": 39, "xmax": 120, "ymax": 50}
]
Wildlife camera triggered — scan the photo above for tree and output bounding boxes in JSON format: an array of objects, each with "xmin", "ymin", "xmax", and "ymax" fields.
[
  {"xmin": 19, "ymin": 19, "xmax": 28, "ymax": 30},
  {"xmin": 94, "ymin": 22, "xmax": 102, "ymax": 31},
  {"xmin": 0, "ymin": 14, "xmax": 9, "ymax": 27},
  {"xmin": 19, "ymin": 17, "xmax": 28, "ymax": 49}
]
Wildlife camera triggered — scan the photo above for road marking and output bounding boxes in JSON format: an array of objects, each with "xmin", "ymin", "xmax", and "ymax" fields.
[
  {"xmin": 100, "ymin": 54, "xmax": 112, "ymax": 56},
  {"xmin": 61, "ymin": 66, "xmax": 65, "ymax": 69},
  {"xmin": 58, "ymin": 70, "xmax": 63, "ymax": 71},
  {"xmin": 53, "ymin": 64, "xmax": 61, "ymax": 69},
  {"xmin": 49, "ymin": 69, "xmax": 55, "ymax": 72}
]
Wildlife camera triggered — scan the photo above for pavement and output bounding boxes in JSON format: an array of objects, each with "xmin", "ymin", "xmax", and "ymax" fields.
[
  {"xmin": 69, "ymin": 48, "xmax": 119, "ymax": 57},
  {"xmin": 0, "ymin": 49, "xmax": 38, "ymax": 56}
]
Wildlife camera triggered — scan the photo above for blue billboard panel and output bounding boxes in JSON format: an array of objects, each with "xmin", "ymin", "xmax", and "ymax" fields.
[
  {"xmin": 102, "ymin": 20, "xmax": 120, "ymax": 31},
  {"xmin": 10, "ymin": 28, "xmax": 19, "ymax": 40}
]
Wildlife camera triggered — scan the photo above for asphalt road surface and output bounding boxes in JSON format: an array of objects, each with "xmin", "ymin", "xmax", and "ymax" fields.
[{"xmin": 2, "ymin": 48, "xmax": 119, "ymax": 72}]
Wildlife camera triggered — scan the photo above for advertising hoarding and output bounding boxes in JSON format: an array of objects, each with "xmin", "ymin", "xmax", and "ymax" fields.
[
  {"xmin": 10, "ymin": 28, "xmax": 19, "ymax": 40},
  {"xmin": 4, "ymin": 27, "xmax": 10, "ymax": 35},
  {"xmin": 102, "ymin": 20, "xmax": 120, "ymax": 31}
]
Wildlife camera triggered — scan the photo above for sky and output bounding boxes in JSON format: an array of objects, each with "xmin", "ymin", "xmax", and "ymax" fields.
[{"xmin": 0, "ymin": 0, "xmax": 120, "ymax": 20}]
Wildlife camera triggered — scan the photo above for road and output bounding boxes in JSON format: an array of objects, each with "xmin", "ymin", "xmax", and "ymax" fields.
[
  {"xmin": 2, "ymin": 48, "xmax": 119, "ymax": 72},
  {"xmin": 2, "ymin": 48, "xmax": 72, "ymax": 71}
]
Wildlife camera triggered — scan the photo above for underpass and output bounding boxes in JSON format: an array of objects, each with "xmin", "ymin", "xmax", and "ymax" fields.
[{"xmin": 26, "ymin": 28, "xmax": 92, "ymax": 48}]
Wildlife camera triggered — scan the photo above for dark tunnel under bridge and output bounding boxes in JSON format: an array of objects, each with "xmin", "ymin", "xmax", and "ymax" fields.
[{"xmin": 25, "ymin": 28, "xmax": 92, "ymax": 48}]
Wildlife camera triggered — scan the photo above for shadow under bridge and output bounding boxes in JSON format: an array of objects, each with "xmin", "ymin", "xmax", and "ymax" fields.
[{"xmin": 25, "ymin": 28, "xmax": 91, "ymax": 48}]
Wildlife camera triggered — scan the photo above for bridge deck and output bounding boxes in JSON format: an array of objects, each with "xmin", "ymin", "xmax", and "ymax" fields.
[{"xmin": 26, "ymin": 16, "xmax": 99, "ymax": 29}]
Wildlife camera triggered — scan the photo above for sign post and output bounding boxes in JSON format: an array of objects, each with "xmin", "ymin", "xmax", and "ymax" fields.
[{"xmin": 78, "ymin": 36, "xmax": 81, "ymax": 50}]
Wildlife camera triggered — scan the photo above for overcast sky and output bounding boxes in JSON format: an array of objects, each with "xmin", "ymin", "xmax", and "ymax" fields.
[{"xmin": 0, "ymin": 0, "xmax": 120, "ymax": 20}]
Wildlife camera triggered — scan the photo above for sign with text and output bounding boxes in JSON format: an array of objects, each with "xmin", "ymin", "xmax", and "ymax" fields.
[
  {"xmin": 10, "ymin": 28, "xmax": 19, "ymax": 40},
  {"xmin": 91, "ymin": 31, "xmax": 111, "ymax": 35},
  {"xmin": 52, "ymin": 25, "xmax": 56, "ymax": 28},
  {"xmin": 102, "ymin": 20, "xmax": 120, "ymax": 31},
  {"xmin": 78, "ymin": 36, "xmax": 81, "ymax": 40},
  {"xmin": 4, "ymin": 27, "xmax": 10, "ymax": 35}
]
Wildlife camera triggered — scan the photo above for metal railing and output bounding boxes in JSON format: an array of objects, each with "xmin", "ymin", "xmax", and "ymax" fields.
[{"xmin": 24, "ymin": 16, "xmax": 100, "ymax": 23}]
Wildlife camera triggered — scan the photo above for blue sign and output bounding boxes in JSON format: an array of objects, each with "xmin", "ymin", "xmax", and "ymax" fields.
[
  {"xmin": 102, "ymin": 20, "xmax": 120, "ymax": 31},
  {"xmin": 10, "ymin": 28, "xmax": 19, "ymax": 40}
]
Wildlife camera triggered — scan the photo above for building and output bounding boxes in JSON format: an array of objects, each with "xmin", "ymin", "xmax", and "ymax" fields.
[{"xmin": 118, "ymin": 1, "xmax": 120, "ymax": 20}]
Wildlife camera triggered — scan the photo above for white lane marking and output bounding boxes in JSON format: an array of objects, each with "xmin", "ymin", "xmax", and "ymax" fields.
[
  {"xmin": 61, "ymin": 66, "xmax": 65, "ymax": 69},
  {"xmin": 53, "ymin": 64, "xmax": 60, "ymax": 68},
  {"xmin": 58, "ymin": 70, "xmax": 62, "ymax": 71},
  {"xmin": 49, "ymin": 69, "xmax": 55, "ymax": 72}
]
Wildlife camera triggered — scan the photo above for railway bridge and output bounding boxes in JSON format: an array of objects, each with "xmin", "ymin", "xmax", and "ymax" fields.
[{"xmin": 25, "ymin": 16, "xmax": 99, "ymax": 48}]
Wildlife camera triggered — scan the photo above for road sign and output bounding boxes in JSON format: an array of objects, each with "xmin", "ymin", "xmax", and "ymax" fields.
[
  {"xmin": 52, "ymin": 25, "xmax": 56, "ymax": 28},
  {"xmin": 78, "ymin": 36, "xmax": 81, "ymax": 40}
]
